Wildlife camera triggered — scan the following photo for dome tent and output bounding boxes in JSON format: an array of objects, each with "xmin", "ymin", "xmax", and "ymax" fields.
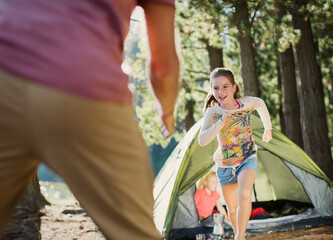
[{"xmin": 153, "ymin": 115, "xmax": 333, "ymax": 239}]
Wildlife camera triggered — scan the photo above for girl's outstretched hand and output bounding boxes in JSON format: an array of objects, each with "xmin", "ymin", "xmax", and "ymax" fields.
[
  {"xmin": 215, "ymin": 113, "xmax": 233, "ymax": 123},
  {"xmin": 262, "ymin": 129, "xmax": 272, "ymax": 143}
]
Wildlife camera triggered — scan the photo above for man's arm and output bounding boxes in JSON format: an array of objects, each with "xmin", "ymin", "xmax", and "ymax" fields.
[{"xmin": 141, "ymin": 2, "xmax": 180, "ymax": 137}]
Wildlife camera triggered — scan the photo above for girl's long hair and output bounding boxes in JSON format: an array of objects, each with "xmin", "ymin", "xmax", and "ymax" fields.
[
  {"xmin": 203, "ymin": 68, "xmax": 241, "ymax": 112},
  {"xmin": 197, "ymin": 170, "xmax": 217, "ymax": 190}
]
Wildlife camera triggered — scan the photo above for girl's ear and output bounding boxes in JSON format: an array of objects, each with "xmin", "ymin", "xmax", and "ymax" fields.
[
  {"xmin": 203, "ymin": 179, "xmax": 207, "ymax": 186},
  {"xmin": 233, "ymin": 84, "xmax": 237, "ymax": 95}
]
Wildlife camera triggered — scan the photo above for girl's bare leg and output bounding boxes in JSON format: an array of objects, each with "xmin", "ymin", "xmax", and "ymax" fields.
[
  {"xmin": 221, "ymin": 183, "xmax": 238, "ymax": 236},
  {"xmin": 235, "ymin": 169, "xmax": 256, "ymax": 240}
]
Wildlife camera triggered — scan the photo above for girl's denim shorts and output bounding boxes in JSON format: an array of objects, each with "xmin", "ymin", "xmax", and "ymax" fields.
[{"xmin": 216, "ymin": 155, "xmax": 258, "ymax": 187}]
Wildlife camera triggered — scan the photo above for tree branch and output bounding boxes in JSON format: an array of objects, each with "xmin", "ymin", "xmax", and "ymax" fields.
[
  {"xmin": 250, "ymin": 0, "xmax": 265, "ymax": 28},
  {"xmin": 181, "ymin": 45, "xmax": 207, "ymax": 50},
  {"xmin": 185, "ymin": 69, "xmax": 209, "ymax": 76},
  {"xmin": 195, "ymin": 77, "xmax": 210, "ymax": 83},
  {"xmin": 193, "ymin": 88, "xmax": 209, "ymax": 95}
]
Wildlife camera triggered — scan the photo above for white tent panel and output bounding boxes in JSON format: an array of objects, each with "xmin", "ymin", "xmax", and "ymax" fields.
[{"xmin": 284, "ymin": 161, "xmax": 333, "ymax": 216}]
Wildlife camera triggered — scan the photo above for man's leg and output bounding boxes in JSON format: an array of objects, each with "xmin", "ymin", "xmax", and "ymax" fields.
[
  {"xmin": 28, "ymin": 84, "xmax": 160, "ymax": 240},
  {"xmin": 0, "ymin": 71, "xmax": 39, "ymax": 236}
]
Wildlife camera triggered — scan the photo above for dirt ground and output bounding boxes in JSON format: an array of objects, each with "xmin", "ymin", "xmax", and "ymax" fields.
[
  {"xmin": 243, "ymin": 226, "xmax": 333, "ymax": 240},
  {"xmin": 40, "ymin": 204, "xmax": 105, "ymax": 240},
  {"xmin": 41, "ymin": 204, "xmax": 333, "ymax": 240},
  {"xmin": 3, "ymin": 203, "xmax": 333, "ymax": 240}
]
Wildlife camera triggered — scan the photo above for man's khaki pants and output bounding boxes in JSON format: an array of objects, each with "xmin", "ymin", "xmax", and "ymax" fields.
[{"xmin": 0, "ymin": 70, "xmax": 160, "ymax": 240}]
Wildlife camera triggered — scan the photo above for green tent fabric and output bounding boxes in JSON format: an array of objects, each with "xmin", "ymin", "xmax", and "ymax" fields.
[
  {"xmin": 251, "ymin": 116, "xmax": 332, "ymax": 186},
  {"xmin": 153, "ymin": 115, "xmax": 333, "ymax": 238}
]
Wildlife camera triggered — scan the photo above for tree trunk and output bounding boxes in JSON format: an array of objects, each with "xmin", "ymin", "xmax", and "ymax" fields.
[
  {"xmin": 292, "ymin": 12, "xmax": 333, "ymax": 179},
  {"xmin": 234, "ymin": 0, "xmax": 260, "ymax": 97},
  {"xmin": 200, "ymin": 37, "xmax": 224, "ymax": 71},
  {"xmin": 206, "ymin": 44, "xmax": 224, "ymax": 71},
  {"xmin": 276, "ymin": 50, "xmax": 286, "ymax": 134},
  {"xmin": 279, "ymin": 45, "xmax": 304, "ymax": 148},
  {"xmin": 3, "ymin": 170, "xmax": 49, "ymax": 239},
  {"xmin": 193, "ymin": 38, "xmax": 224, "ymax": 132},
  {"xmin": 185, "ymin": 99, "xmax": 195, "ymax": 131}
]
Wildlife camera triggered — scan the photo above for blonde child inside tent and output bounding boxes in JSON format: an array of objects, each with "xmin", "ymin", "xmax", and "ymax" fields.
[{"xmin": 195, "ymin": 170, "xmax": 229, "ymax": 222}]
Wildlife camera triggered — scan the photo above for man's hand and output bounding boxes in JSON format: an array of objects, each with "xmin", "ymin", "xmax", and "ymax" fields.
[
  {"xmin": 143, "ymin": 2, "xmax": 179, "ymax": 139},
  {"xmin": 155, "ymin": 102, "xmax": 174, "ymax": 138},
  {"xmin": 161, "ymin": 112, "xmax": 174, "ymax": 138}
]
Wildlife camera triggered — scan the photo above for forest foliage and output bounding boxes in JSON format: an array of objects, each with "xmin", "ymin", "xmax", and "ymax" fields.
[{"xmin": 124, "ymin": 0, "xmax": 333, "ymax": 176}]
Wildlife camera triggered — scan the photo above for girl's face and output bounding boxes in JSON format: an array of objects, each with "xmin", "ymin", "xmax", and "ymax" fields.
[
  {"xmin": 204, "ymin": 174, "xmax": 218, "ymax": 192},
  {"xmin": 211, "ymin": 76, "xmax": 236, "ymax": 106}
]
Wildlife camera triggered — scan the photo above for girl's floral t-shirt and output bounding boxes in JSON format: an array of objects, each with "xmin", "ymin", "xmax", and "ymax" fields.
[
  {"xmin": 199, "ymin": 97, "xmax": 272, "ymax": 167},
  {"xmin": 215, "ymin": 109, "xmax": 256, "ymax": 166}
]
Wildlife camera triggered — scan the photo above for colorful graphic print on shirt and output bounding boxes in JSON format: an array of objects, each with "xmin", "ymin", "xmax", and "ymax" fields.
[{"xmin": 215, "ymin": 110, "xmax": 256, "ymax": 167}]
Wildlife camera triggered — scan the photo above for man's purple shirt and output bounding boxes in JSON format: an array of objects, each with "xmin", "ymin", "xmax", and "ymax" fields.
[{"xmin": 0, "ymin": 0, "xmax": 174, "ymax": 103}]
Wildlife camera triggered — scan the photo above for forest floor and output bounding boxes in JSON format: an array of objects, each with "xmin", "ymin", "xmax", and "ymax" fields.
[{"xmin": 4, "ymin": 202, "xmax": 333, "ymax": 240}]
